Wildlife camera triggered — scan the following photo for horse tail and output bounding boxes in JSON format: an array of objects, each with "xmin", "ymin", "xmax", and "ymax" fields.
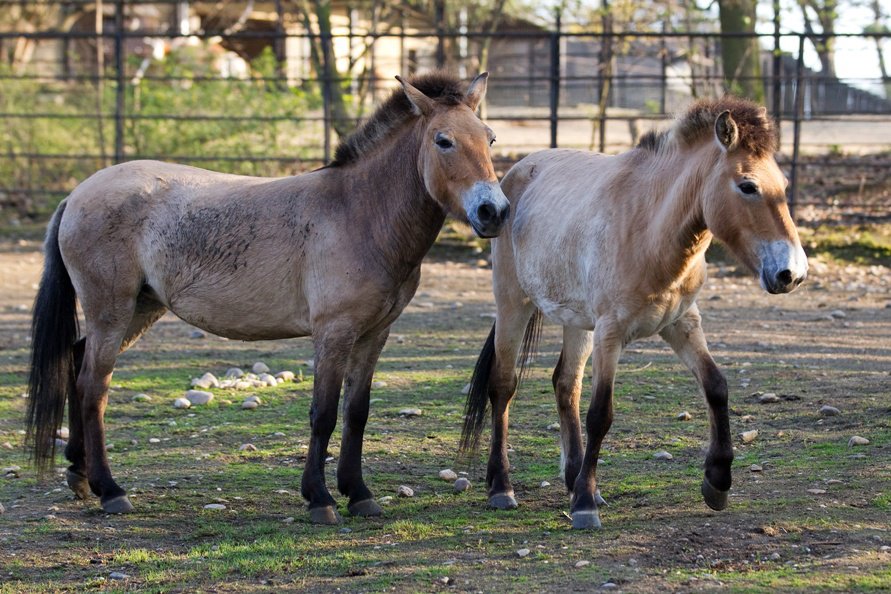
[
  {"xmin": 26, "ymin": 200, "xmax": 79, "ymax": 476},
  {"xmin": 460, "ymin": 310, "xmax": 542, "ymax": 456}
]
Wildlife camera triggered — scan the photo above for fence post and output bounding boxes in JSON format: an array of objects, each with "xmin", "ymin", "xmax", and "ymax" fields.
[
  {"xmin": 322, "ymin": 26, "xmax": 332, "ymax": 163},
  {"xmin": 772, "ymin": 0, "xmax": 782, "ymax": 142},
  {"xmin": 789, "ymin": 34, "xmax": 806, "ymax": 219},
  {"xmin": 114, "ymin": 0, "xmax": 125, "ymax": 164},
  {"xmin": 549, "ymin": 11, "xmax": 561, "ymax": 149},
  {"xmin": 435, "ymin": 0, "xmax": 445, "ymax": 68}
]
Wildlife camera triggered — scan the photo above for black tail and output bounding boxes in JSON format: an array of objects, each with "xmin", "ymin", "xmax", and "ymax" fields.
[
  {"xmin": 459, "ymin": 311, "xmax": 542, "ymax": 456},
  {"xmin": 26, "ymin": 201, "xmax": 79, "ymax": 476}
]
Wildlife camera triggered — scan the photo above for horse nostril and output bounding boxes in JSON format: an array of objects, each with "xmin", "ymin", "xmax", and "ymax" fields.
[
  {"xmin": 477, "ymin": 203, "xmax": 496, "ymax": 224},
  {"xmin": 776, "ymin": 269, "xmax": 793, "ymax": 286}
]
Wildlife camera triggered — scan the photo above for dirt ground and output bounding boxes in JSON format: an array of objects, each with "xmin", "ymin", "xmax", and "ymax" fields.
[{"xmin": 0, "ymin": 235, "xmax": 889, "ymax": 592}]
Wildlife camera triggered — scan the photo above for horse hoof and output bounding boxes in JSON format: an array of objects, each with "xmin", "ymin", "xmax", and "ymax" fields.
[
  {"xmin": 701, "ymin": 478, "xmax": 729, "ymax": 511},
  {"xmin": 101, "ymin": 495, "xmax": 134, "ymax": 514},
  {"xmin": 66, "ymin": 470, "xmax": 91, "ymax": 500},
  {"xmin": 570, "ymin": 509, "xmax": 602, "ymax": 530},
  {"xmin": 594, "ymin": 489, "xmax": 607, "ymax": 507},
  {"xmin": 309, "ymin": 505, "xmax": 343, "ymax": 525},
  {"xmin": 348, "ymin": 499, "xmax": 382, "ymax": 517},
  {"xmin": 487, "ymin": 492, "xmax": 518, "ymax": 510}
]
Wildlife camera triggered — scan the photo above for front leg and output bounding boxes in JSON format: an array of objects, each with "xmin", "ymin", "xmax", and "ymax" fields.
[{"xmin": 660, "ymin": 304, "xmax": 733, "ymax": 511}]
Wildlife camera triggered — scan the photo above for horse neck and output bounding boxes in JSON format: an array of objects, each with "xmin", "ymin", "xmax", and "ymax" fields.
[
  {"xmin": 348, "ymin": 123, "xmax": 446, "ymax": 276},
  {"xmin": 640, "ymin": 141, "xmax": 719, "ymax": 286}
]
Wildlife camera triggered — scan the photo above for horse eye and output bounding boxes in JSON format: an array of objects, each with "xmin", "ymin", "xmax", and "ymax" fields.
[
  {"xmin": 435, "ymin": 135, "xmax": 454, "ymax": 150},
  {"xmin": 489, "ymin": 137, "xmax": 496, "ymax": 147},
  {"xmin": 738, "ymin": 181, "xmax": 759, "ymax": 195}
]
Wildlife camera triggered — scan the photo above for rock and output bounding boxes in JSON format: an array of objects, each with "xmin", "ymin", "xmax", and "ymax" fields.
[
  {"xmin": 676, "ymin": 411, "xmax": 692, "ymax": 421},
  {"xmin": 829, "ymin": 309, "xmax": 846, "ymax": 319},
  {"xmin": 275, "ymin": 371, "xmax": 295, "ymax": 382},
  {"xmin": 234, "ymin": 381, "xmax": 253, "ymax": 390},
  {"xmin": 282, "ymin": 517, "xmax": 295, "ymax": 524},
  {"xmin": 516, "ymin": 548, "xmax": 531, "ymax": 558},
  {"xmin": 106, "ymin": 443, "xmax": 115, "ymax": 451},
  {"xmin": 819, "ymin": 405, "xmax": 841, "ymax": 416},
  {"xmin": 769, "ymin": 552, "xmax": 781, "ymax": 561},
  {"xmin": 461, "ymin": 383, "xmax": 472, "ymax": 395},
  {"xmin": 600, "ymin": 583, "xmax": 618, "ymax": 590},
  {"xmin": 575, "ymin": 560, "xmax": 590, "ymax": 568},
  {"xmin": 848, "ymin": 436, "xmax": 870, "ymax": 446},
  {"xmin": 0, "ymin": 502, "xmax": 5, "ymax": 514},
  {"xmin": 371, "ymin": 381, "xmax": 387, "ymax": 389},
  {"xmin": 439, "ymin": 469, "xmax": 458, "ymax": 482},
  {"xmin": 239, "ymin": 443, "xmax": 258, "ymax": 452},
  {"xmin": 189, "ymin": 330, "xmax": 206, "ymax": 339},
  {"xmin": 191, "ymin": 372, "xmax": 220, "ymax": 390},
  {"xmin": 242, "ymin": 399, "xmax": 259, "ymax": 410},
  {"xmin": 173, "ymin": 398, "xmax": 191, "ymax": 409},
  {"xmin": 758, "ymin": 393, "xmax": 781, "ymax": 404},
  {"xmin": 108, "ymin": 572, "xmax": 129, "ymax": 580},
  {"xmin": 453, "ymin": 478, "xmax": 471, "ymax": 493},
  {"xmin": 339, "ymin": 527, "xmax": 352, "ymax": 534},
  {"xmin": 56, "ymin": 427, "xmax": 69, "ymax": 439},
  {"xmin": 132, "ymin": 393, "xmax": 151, "ymax": 403},
  {"xmin": 654, "ymin": 451, "xmax": 673, "ymax": 460},
  {"xmin": 540, "ymin": 481, "xmax": 551, "ymax": 488},
  {"xmin": 185, "ymin": 390, "xmax": 214, "ymax": 405},
  {"xmin": 740, "ymin": 430, "xmax": 759, "ymax": 444},
  {"xmin": 2, "ymin": 466, "xmax": 20, "ymax": 478},
  {"xmin": 399, "ymin": 408, "xmax": 422, "ymax": 417},
  {"xmin": 1, "ymin": 442, "xmax": 13, "ymax": 450},
  {"xmin": 397, "ymin": 485, "xmax": 414, "ymax": 497},
  {"xmin": 303, "ymin": 359, "xmax": 315, "ymax": 370},
  {"xmin": 148, "ymin": 438, "xmax": 161, "ymax": 444},
  {"xmin": 252, "ymin": 362, "xmax": 270, "ymax": 374},
  {"xmin": 547, "ymin": 422, "xmax": 560, "ymax": 431},
  {"xmin": 203, "ymin": 503, "xmax": 226, "ymax": 510},
  {"xmin": 750, "ymin": 464, "xmax": 763, "ymax": 472},
  {"xmin": 807, "ymin": 488, "xmax": 827, "ymax": 495},
  {"xmin": 225, "ymin": 368, "xmax": 245, "ymax": 379},
  {"xmin": 258, "ymin": 373, "xmax": 277, "ymax": 386},
  {"xmin": 55, "ymin": 438, "xmax": 67, "ymax": 448},
  {"xmin": 378, "ymin": 496, "xmax": 394, "ymax": 505}
]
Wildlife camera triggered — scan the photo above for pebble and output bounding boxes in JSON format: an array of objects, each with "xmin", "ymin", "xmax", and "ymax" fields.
[
  {"xmin": 252, "ymin": 362, "xmax": 270, "ymax": 374},
  {"xmin": 516, "ymin": 548, "xmax": 531, "ymax": 558},
  {"xmin": 399, "ymin": 408, "xmax": 422, "ymax": 417},
  {"xmin": 132, "ymin": 393, "xmax": 151, "ymax": 403},
  {"xmin": 225, "ymin": 368, "xmax": 245, "ymax": 379},
  {"xmin": 173, "ymin": 397, "xmax": 191, "ymax": 409},
  {"xmin": 740, "ymin": 430, "xmax": 759, "ymax": 444},
  {"xmin": 378, "ymin": 496, "xmax": 394, "ymax": 505},
  {"xmin": 242, "ymin": 398, "xmax": 259, "ymax": 410},
  {"xmin": 203, "ymin": 503, "xmax": 226, "ymax": 510},
  {"xmin": 848, "ymin": 436, "xmax": 869, "ymax": 446},
  {"xmin": 57, "ymin": 427, "xmax": 69, "ymax": 439},
  {"xmin": 758, "ymin": 393, "xmax": 781, "ymax": 404},
  {"xmin": 654, "ymin": 451, "xmax": 673, "ymax": 460},
  {"xmin": 339, "ymin": 527, "xmax": 352, "ymax": 534},
  {"xmin": 234, "ymin": 381, "xmax": 253, "ymax": 390},
  {"xmin": 185, "ymin": 390, "xmax": 214, "ymax": 405},
  {"xmin": 1, "ymin": 465, "xmax": 18, "ymax": 477},
  {"xmin": 397, "ymin": 485, "xmax": 414, "ymax": 497},
  {"xmin": 239, "ymin": 443, "xmax": 258, "ymax": 452},
  {"xmin": 750, "ymin": 464, "xmax": 763, "ymax": 472},
  {"xmin": 600, "ymin": 583, "xmax": 618, "ymax": 590},
  {"xmin": 190, "ymin": 330, "xmax": 206, "ymax": 339},
  {"xmin": 282, "ymin": 517, "xmax": 295, "ymax": 524},
  {"xmin": 820, "ymin": 405, "xmax": 841, "ymax": 416},
  {"xmin": 0, "ymin": 502, "xmax": 5, "ymax": 514},
  {"xmin": 453, "ymin": 478, "xmax": 471, "ymax": 493},
  {"xmin": 676, "ymin": 411, "xmax": 692, "ymax": 421},
  {"xmin": 574, "ymin": 560, "xmax": 590, "ymax": 568},
  {"xmin": 275, "ymin": 371, "xmax": 296, "ymax": 382},
  {"xmin": 191, "ymin": 373, "xmax": 220, "ymax": 390},
  {"xmin": 547, "ymin": 422, "xmax": 560, "ymax": 431},
  {"xmin": 769, "ymin": 552, "xmax": 781, "ymax": 561},
  {"xmin": 540, "ymin": 481, "xmax": 551, "ymax": 488},
  {"xmin": 439, "ymin": 469, "xmax": 458, "ymax": 482},
  {"xmin": 148, "ymin": 438, "xmax": 161, "ymax": 444},
  {"xmin": 258, "ymin": 373, "xmax": 277, "ymax": 386},
  {"xmin": 807, "ymin": 488, "xmax": 827, "ymax": 495},
  {"xmin": 371, "ymin": 381, "xmax": 387, "ymax": 389},
  {"xmin": 1, "ymin": 442, "xmax": 12, "ymax": 450},
  {"xmin": 829, "ymin": 309, "xmax": 846, "ymax": 319},
  {"xmin": 108, "ymin": 572, "xmax": 129, "ymax": 580},
  {"xmin": 461, "ymin": 383, "xmax": 472, "ymax": 395}
]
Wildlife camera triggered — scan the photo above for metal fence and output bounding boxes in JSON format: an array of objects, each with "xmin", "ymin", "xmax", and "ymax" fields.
[{"xmin": 2, "ymin": 0, "xmax": 890, "ymax": 224}]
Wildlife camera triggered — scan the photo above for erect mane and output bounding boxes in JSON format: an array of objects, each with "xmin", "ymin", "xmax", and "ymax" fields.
[
  {"xmin": 637, "ymin": 96, "xmax": 778, "ymax": 158},
  {"xmin": 329, "ymin": 71, "xmax": 470, "ymax": 167}
]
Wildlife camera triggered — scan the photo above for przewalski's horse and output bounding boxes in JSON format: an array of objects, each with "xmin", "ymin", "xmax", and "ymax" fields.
[
  {"xmin": 460, "ymin": 97, "xmax": 807, "ymax": 529},
  {"xmin": 27, "ymin": 72, "xmax": 509, "ymax": 522}
]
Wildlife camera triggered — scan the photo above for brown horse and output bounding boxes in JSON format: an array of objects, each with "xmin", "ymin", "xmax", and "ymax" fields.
[
  {"xmin": 461, "ymin": 97, "xmax": 807, "ymax": 529},
  {"xmin": 26, "ymin": 72, "xmax": 509, "ymax": 523}
]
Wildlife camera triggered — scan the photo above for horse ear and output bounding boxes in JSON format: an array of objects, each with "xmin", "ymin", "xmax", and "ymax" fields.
[
  {"xmin": 396, "ymin": 75, "xmax": 435, "ymax": 116},
  {"xmin": 465, "ymin": 72, "xmax": 489, "ymax": 112},
  {"xmin": 714, "ymin": 110, "xmax": 739, "ymax": 152}
]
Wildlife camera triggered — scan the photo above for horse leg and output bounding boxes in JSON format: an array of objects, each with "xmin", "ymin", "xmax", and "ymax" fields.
[
  {"xmin": 301, "ymin": 326, "xmax": 357, "ymax": 524},
  {"xmin": 337, "ymin": 328, "xmax": 390, "ymax": 517},
  {"xmin": 660, "ymin": 306, "xmax": 732, "ymax": 511},
  {"xmin": 66, "ymin": 295, "xmax": 166, "ymax": 503},
  {"xmin": 486, "ymin": 304, "xmax": 536, "ymax": 510},
  {"xmin": 570, "ymin": 323, "xmax": 622, "ymax": 529}
]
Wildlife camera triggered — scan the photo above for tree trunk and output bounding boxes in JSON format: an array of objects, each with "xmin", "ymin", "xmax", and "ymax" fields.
[{"xmin": 717, "ymin": 0, "xmax": 764, "ymax": 102}]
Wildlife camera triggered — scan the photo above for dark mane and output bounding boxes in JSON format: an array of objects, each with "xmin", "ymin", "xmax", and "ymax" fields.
[
  {"xmin": 637, "ymin": 96, "xmax": 778, "ymax": 157},
  {"xmin": 329, "ymin": 71, "xmax": 469, "ymax": 167}
]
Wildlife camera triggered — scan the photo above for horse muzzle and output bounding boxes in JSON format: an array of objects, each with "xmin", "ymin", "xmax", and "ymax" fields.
[
  {"xmin": 758, "ymin": 240, "xmax": 808, "ymax": 294},
  {"xmin": 463, "ymin": 181, "xmax": 510, "ymax": 238}
]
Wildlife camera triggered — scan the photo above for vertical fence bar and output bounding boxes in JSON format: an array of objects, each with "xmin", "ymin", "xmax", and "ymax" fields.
[
  {"xmin": 549, "ymin": 13, "xmax": 561, "ymax": 149},
  {"xmin": 435, "ymin": 0, "xmax": 445, "ymax": 68},
  {"xmin": 772, "ymin": 0, "xmax": 782, "ymax": 140},
  {"xmin": 114, "ymin": 0, "xmax": 124, "ymax": 164},
  {"xmin": 322, "ymin": 28, "xmax": 332, "ymax": 163},
  {"xmin": 789, "ymin": 34, "xmax": 806, "ymax": 218}
]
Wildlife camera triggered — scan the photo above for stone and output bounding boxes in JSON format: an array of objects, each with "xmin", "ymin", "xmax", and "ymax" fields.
[
  {"xmin": 547, "ymin": 422, "xmax": 560, "ymax": 431},
  {"xmin": 829, "ymin": 309, "xmax": 846, "ymax": 319},
  {"xmin": 676, "ymin": 411, "xmax": 692, "ymax": 421},
  {"xmin": 516, "ymin": 548, "xmax": 530, "ymax": 558},
  {"xmin": 148, "ymin": 438, "xmax": 161, "ymax": 444},
  {"xmin": 461, "ymin": 383, "xmax": 472, "ymax": 395},
  {"xmin": 758, "ymin": 393, "xmax": 781, "ymax": 404},
  {"xmin": 275, "ymin": 371, "xmax": 296, "ymax": 382},
  {"xmin": 185, "ymin": 390, "xmax": 214, "ymax": 405},
  {"xmin": 399, "ymin": 408, "xmax": 422, "ymax": 417},
  {"xmin": 282, "ymin": 517, "xmax": 295, "ymax": 524},
  {"xmin": 252, "ymin": 362, "xmax": 270, "ymax": 374},
  {"xmin": 0, "ymin": 501, "xmax": 5, "ymax": 514},
  {"xmin": 56, "ymin": 427, "xmax": 69, "ymax": 439},
  {"xmin": 372, "ymin": 380, "xmax": 387, "ymax": 389},
  {"xmin": 769, "ymin": 552, "xmax": 781, "ymax": 561},
  {"xmin": 600, "ymin": 583, "xmax": 618, "ymax": 590},
  {"xmin": 239, "ymin": 443, "xmax": 258, "ymax": 452},
  {"xmin": 132, "ymin": 393, "xmax": 151, "ymax": 403},
  {"xmin": 820, "ymin": 405, "xmax": 841, "ymax": 416},
  {"xmin": 540, "ymin": 481, "xmax": 551, "ymax": 488},
  {"xmin": 258, "ymin": 373, "xmax": 277, "ymax": 386},
  {"xmin": 848, "ymin": 436, "xmax": 870, "ymax": 446},
  {"xmin": 173, "ymin": 398, "xmax": 191, "ymax": 409},
  {"xmin": 242, "ymin": 399, "xmax": 259, "ymax": 410},
  {"xmin": 397, "ymin": 485, "xmax": 414, "ymax": 497},
  {"xmin": 190, "ymin": 330, "xmax": 206, "ymax": 339},
  {"xmin": 575, "ymin": 560, "xmax": 591, "ymax": 568},
  {"xmin": 740, "ymin": 430, "xmax": 759, "ymax": 444},
  {"xmin": 378, "ymin": 496, "xmax": 394, "ymax": 505},
  {"xmin": 453, "ymin": 478, "xmax": 471, "ymax": 493},
  {"xmin": 191, "ymin": 373, "xmax": 220, "ymax": 390},
  {"xmin": 108, "ymin": 572, "xmax": 129, "ymax": 580},
  {"xmin": 654, "ymin": 451, "xmax": 673, "ymax": 460},
  {"xmin": 3, "ymin": 466, "xmax": 21, "ymax": 478},
  {"xmin": 439, "ymin": 469, "xmax": 458, "ymax": 482},
  {"xmin": 807, "ymin": 488, "xmax": 827, "ymax": 495},
  {"xmin": 235, "ymin": 381, "xmax": 253, "ymax": 390},
  {"xmin": 750, "ymin": 464, "xmax": 763, "ymax": 472},
  {"xmin": 225, "ymin": 368, "xmax": 245, "ymax": 379},
  {"xmin": 203, "ymin": 503, "xmax": 226, "ymax": 510}
]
